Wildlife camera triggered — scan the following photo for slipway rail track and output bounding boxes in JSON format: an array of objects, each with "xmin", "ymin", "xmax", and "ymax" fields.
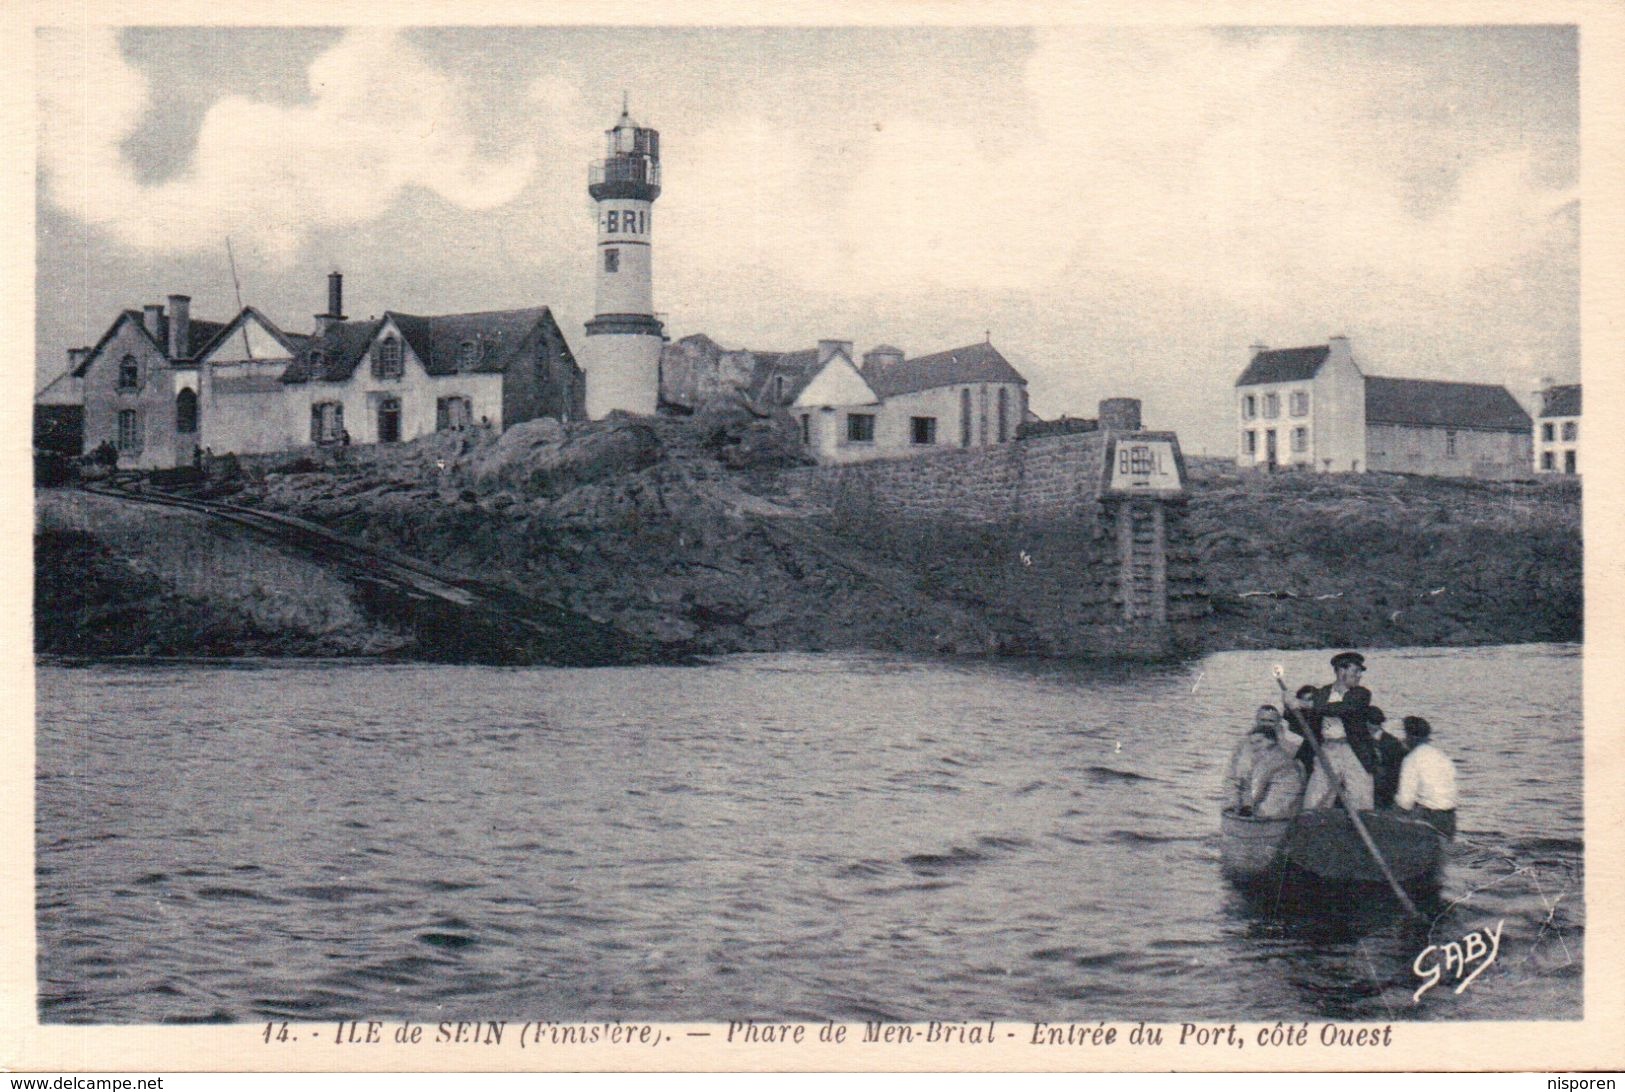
[{"xmin": 80, "ymin": 476, "xmax": 669, "ymax": 666}]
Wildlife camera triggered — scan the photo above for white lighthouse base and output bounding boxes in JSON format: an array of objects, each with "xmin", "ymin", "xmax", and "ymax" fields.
[{"xmin": 582, "ymin": 332, "xmax": 663, "ymax": 418}]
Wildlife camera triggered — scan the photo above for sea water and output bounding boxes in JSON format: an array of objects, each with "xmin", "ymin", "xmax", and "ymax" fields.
[{"xmin": 35, "ymin": 643, "xmax": 1582, "ymax": 1023}]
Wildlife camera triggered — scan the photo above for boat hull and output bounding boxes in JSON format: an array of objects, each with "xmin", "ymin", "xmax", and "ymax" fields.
[{"xmin": 1221, "ymin": 807, "xmax": 1446, "ymax": 892}]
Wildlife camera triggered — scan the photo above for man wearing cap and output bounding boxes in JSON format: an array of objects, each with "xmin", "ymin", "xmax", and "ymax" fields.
[
  {"xmin": 1364, "ymin": 706, "xmax": 1408, "ymax": 809},
  {"xmin": 1288, "ymin": 651, "xmax": 1375, "ymax": 777},
  {"xmin": 1396, "ymin": 716, "xmax": 1458, "ymax": 838},
  {"xmin": 1226, "ymin": 706, "xmax": 1304, "ymax": 819}
]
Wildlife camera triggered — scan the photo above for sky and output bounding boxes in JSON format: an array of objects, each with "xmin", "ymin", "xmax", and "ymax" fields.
[{"xmin": 34, "ymin": 24, "xmax": 1579, "ymax": 456}]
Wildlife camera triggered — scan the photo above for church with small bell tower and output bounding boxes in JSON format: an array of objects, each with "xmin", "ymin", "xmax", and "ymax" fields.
[{"xmin": 581, "ymin": 97, "xmax": 665, "ymax": 417}]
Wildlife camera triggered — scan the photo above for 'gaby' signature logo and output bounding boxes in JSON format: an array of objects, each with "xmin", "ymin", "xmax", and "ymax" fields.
[{"xmin": 1412, "ymin": 920, "xmax": 1504, "ymax": 1003}]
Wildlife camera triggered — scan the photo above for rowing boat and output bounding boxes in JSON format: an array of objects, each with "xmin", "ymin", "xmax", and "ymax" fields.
[{"xmin": 1220, "ymin": 807, "xmax": 1447, "ymax": 892}]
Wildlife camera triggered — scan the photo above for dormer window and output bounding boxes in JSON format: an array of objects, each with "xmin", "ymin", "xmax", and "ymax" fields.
[
  {"xmin": 309, "ymin": 350, "xmax": 328, "ymax": 372},
  {"xmin": 459, "ymin": 339, "xmax": 481, "ymax": 369},
  {"xmin": 117, "ymin": 354, "xmax": 140, "ymax": 391},
  {"xmin": 373, "ymin": 335, "xmax": 403, "ymax": 379}
]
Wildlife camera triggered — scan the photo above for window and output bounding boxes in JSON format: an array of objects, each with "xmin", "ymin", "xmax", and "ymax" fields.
[
  {"xmin": 604, "ymin": 248, "xmax": 619, "ymax": 273},
  {"xmin": 1562, "ymin": 421, "xmax": 1578, "ymax": 442},
  {"xmin": 373, "ymin": 336, "xmax": 403, "ymax": 379},
  {"xmin": 1542, "ymin": 451, "xmax": 1555, "ymax": 470},
  {"xmin": 846, "ymin": 413, "xmax": 875, "ymax": 443},
  {"xmin": 1290, "ymin": 391, "xmax": 1309, "ymax": 416},
  {"xmin": 437, "ymin": 396, "xmax": 472, "ymax": 431},
  {"xmin": 1292, "ymin": 426, "xmax": 1308, "ymax": 453},
  {"xmin": 775, "ymin": 375, "xmax": 787, "ymax": 402},
  {"xmin": 175, "ymin": 388, "xmax": 199, "ymax": 433},
  {"xmin": 116, "ymin": 410, "xmax": 141, "ymax": 452},
  {"xmin": 1541, "ymin": 422, "xmax": 1555, "ymax": 442},
  {"xmin": 960, "ymin": 388, "xmax": 972, "ymax": 446},
  {"xmin": 1243, "ymin": 430, "xmax": 1257, "ymax": 455},
  {"xmin": 1242, "ymin": 395, "xmax": 1256, "ymax": 420},
  {"xmin": 459, "ymin": 340, "xmax": 481, "ymax": 369},
  {"xmin": 311, "ymin": 401, "xmax": 344, "ymax": 444},
  {"xmin": 118, "ymin": 354, "xmax": 140, "ymax": 391},
  {"xmin": 1565, "ymin": 450, "xmax": 1577, "ymax": 474},
  {"xmin": 1446, "ymin": 430, "xmax": 1458, "ymax": 457},
  {"xmin": 911, "ymin": 417, "xmax": 938, "ymax": 445},
  {"xmin": 799, "ymin": 414, "xmax": 810, "ymax": 445},
  {"xmin": 1263, "ymin": 393, "xmax": 1280, "ymax": 419},
  {"xmin": 997, "ymin": 388, "xmax": 1009, "ymax": 442}
]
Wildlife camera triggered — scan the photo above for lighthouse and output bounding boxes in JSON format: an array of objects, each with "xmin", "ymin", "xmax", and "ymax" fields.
[{"xmin": 582, "ymin": 99, "xmax": 664, "ymax": 417}]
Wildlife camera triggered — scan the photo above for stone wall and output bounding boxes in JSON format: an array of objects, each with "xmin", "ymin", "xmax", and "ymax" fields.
[
  {"xmin": 784, "ymin": 431, "xmax": 1111, "ymax": 526},
  {"xmin": 784, "ymin": 431, "xmax": 1208, "ymax": 658}
]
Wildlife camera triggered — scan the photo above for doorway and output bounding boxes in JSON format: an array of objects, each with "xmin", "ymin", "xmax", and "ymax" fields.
[{"xmin": 378, "ymin": 398, "xmax": 401, "ymax": 443}]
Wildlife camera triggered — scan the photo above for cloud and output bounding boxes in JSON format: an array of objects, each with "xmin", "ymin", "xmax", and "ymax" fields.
[
  {"xmin": 39, "ymin": 28, "xmax": 540, "ymax": 264},
  {"xmin": 666, "ymin": 28, "xmax": 1573, "ymax": 312}
]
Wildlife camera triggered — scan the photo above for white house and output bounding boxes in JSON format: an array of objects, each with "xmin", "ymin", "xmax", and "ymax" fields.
[
  {"xmin": 54, "ymin": 273, "xmax": 586, "ymax": 468},
  {"xmin": 1235, "ymin": 337, "xmax": 1532, "ymax": 479},
  {"xmin": 1533, "ymin": 382, "xmax": 1580, "ymax": 475},
  {"xmin": 661, "ymin": 335, "xmax": 1029, "ymax": 464},
  {"xmin": 1234, "ymin": 337, "xmax": 1365, "ymax": 473}
]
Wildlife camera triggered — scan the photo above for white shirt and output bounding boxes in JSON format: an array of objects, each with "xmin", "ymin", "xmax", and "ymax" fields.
[{"xmin": 1396, "ymin": 742, "xmax": 1458, "ymax": 811}]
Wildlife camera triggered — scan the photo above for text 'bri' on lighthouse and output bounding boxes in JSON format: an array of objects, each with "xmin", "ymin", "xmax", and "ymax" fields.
[{"xmin": 582, "ymin": 98, "xmax": 664, "ymax": 418}]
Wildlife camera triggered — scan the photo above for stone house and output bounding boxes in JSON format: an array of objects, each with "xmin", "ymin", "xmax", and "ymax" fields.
[
  {"xmin": 1533, "ymin": 382, "xmax": 1580, "ymax": 475},
  {"xmin": 1235, "ymin": 337, "xmax": 1532, "ymax": 479},
  {"xmin": 57, "ymin": 274, "xmax": 585, "ymax": 468},
  {"xmin": 69, "ymin": 296, "xmax": 229, "ymax": 469}
]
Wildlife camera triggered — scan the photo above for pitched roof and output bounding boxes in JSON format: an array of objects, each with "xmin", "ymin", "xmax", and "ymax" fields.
[
  {"xmin": 1235, "ymin": 345, "xmax": 1330, "ymax": 387},
  {"xmin": 1540, "ymin": 383, "xmax": 1581, "ymax": 418},
  {"xmin": 281, "ymin": 318, "xmax": 384, "ymax": 383},
  {"xmin": 181, "ymin": 319, "xmax": 228, "ymax": 360},
  {"xmin": 1365, "ymin": 376, "xmax": 1532, "ymax": 431},
  {"xmin": 388, "ymin": 308, "xmax": 559, "ymax": 376},
  {"xmin": 864, "ymin": 341, "xmax": 1026, "ymax": 397},
  {"xmin": 284, "ymin": 308, "xmax": 563, "ymax": 384},
  {"xmin": 71, "ymin": 309, "xmax": 228, "ymax": 375},
  {"xmin": 749, "ymin": 348, "xmax": 821, "ymax": 403},
  {"xmin": 192, "ymin": 306, "xmax": 302, "ymax": 362}
]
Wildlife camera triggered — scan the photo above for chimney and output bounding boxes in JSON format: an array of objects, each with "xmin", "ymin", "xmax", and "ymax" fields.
[
  {"xmin": 1248, "ymin": 342, "xmax": 1268, "ymax": 357},
  {"xmin": 143, "ymin": 303, "xmax": 165, "ymax": 343},
  {"xmin": 315, "ymin": 271, "xmax": 347, "ymax": 335},
  {"xmin": 1098, "ymin": 398, "xmax": 1143, "ymax": 433},
  {"xmin": 66, "ymin": 346, "xmax": 90, "ymax": 371},
  {"xmin": 862, "ymin": 345, "xmax": 904, "ymax": 372},
  {"xmin": 817, "ymin": 339, "xmax": 853, "ymax": 365},
  {"xmin": 167, "ymin": 294, "xmax": 191, "ymax": 359}
]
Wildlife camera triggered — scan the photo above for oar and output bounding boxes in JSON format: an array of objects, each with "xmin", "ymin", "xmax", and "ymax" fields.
[{"xmin": 1274, "ymin": 667, "xmax": 1421, "ymax": 918}]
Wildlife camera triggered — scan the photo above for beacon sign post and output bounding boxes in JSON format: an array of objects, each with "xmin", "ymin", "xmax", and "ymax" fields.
[{"xmin": 1101, "ymin": 431, "xmax": 1187, "ymax": 497}]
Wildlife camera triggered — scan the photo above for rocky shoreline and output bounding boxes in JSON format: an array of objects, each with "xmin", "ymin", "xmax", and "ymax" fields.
[{"xmin": 36, "ymin": 410, "xmax": 1582, "ymax": 663}]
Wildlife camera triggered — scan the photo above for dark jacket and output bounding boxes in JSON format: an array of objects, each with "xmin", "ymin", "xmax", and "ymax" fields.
[
  {"xmin": 1289, "ymin": 684, "xmax": 1373, "ymax": 774},
  {"xmin": 1367, "ymin": 730, "xmax": 1408, "ymax": 809}
]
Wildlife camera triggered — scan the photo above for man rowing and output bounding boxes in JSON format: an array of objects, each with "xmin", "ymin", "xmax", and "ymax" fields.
[{"xmin": 1288, "ymin": 651, "xmax": 1375, "ymax": 777}]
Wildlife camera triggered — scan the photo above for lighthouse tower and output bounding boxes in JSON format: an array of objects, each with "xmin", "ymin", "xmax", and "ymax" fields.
[{"xmin": 582, "ymin": 99, "xmax": 664, "ymax": 417}]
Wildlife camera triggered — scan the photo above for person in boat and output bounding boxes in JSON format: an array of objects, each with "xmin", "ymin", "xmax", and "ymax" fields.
[
  {"xmin": 1396, "ymin": 715, "xmax": 1458, "ymax": 838},
  {"xmin": 1301, "ymin": 711, "xmax": 1374, "ymax": 812},
  {"xmin": 1226, "ymin": 706, "xmax": 1304, "ymax": 819},
  {"xmin": 1289, "ymin": 651, "xmax": 1375, "ymax": 776},
  {"xmin": 1363, "ymin": 706, "xmax": 1408, "ymax": 809}
]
